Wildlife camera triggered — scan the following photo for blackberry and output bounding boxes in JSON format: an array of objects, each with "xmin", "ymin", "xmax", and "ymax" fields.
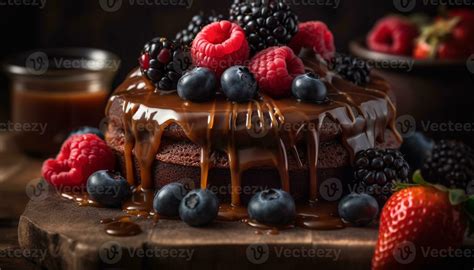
[
  {"xmin": 139, "ymin": 37, "xmax": 192, "ymax": 90},
  {"xmin": 175, "ymin": 13, "xmax": 225, "ymax": 46},
  {"xmin": 229, "ymin": 0, "xmax": 298, "ymax": 54},
  {"xmin": 421, "ymin": 140, "xmax": 474, "ymax": 192},
  {"xmin": 354, "ymin": 148, "xmax": 410, "ymax": 205},
  {"xmin": 330, "ymin": 54, "xmax": 371, "ymax": 85}
]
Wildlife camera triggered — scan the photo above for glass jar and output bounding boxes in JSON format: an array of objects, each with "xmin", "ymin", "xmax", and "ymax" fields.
[{"xmin": 3, "ymin": 48, "xmax": 120, "ymax": 156}]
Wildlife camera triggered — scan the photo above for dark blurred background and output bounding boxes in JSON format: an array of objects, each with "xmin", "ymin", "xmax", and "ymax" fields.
[{"xmin": 0, "ymin": 0, "xmax": 450, "ymax": 123}]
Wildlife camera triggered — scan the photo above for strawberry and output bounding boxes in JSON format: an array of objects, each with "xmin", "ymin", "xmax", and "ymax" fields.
[
  {"xmin": 372, "ymin": 171, "xmax": 474, "ymax": 269},
  {"xmin": 413, "ymin": 16, "xmax": 474, "ymax": 60}
]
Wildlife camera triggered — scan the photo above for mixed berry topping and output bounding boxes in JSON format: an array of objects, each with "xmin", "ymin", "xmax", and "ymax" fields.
[
  {"xmin": 229, "ymin": 0, "xmax": 299, "ymax": 54},
  {"xmin": 179, "ymin": 189, "xmax": 219, "ymax": 227},
  {"xmin": 399, "ymin": 132, "xmax": 434, "ymax": 171},
  {"xmin": 330, "ymin": 54, "xmax": 371, "ymax": 86},
  {"xmin": 191, "ymin": 20, "xmax": 250, "ymax": 76},
  {"xmin": 153, "ymin": 183, "xmax": 189, "ymax": 217},
  {"xmin": 353, "ymin": 148, "xmax": 410, "ymax": 205},
  {"xmin": 177, "ymin": 67, "xmax": 217, "ymax": 102},
  {"xmin": 86, "ymin": 170, "xmax": 132, "ymax": 208},
  {"xmin": 41, "ymin": 134, "xmax": 115, "ymax": 188},
  {"xmin": 175, "ymin": 13, "xmax": 225, "ymax": 46},
  {"xmin": 248, "ymin": 189, "xmax": 296, "ymax": 226},
  {"xmin": 289, "ymin": 21, "xmax": 335, "ymax": 61},
  {"xmin": 291, "ymin": 72, "xmax": 327, "ymax": 103},
  {"xmin": 421, "ymin": 140, "xmax": 474, "ymax": 192},
  {"xmin": 220, "ymin": 66, "xmax": 258, "ymax": 102},
  {"xmin": 338, "ymin": 193, "xmax": 379, "ymax": 227},
  {"xmin": 139, "ymin": 37, "xmax": 191, "ymax": 90},
  {"xmin": 367, "ymin": 16, "xmax": 419, "ymax": 56},
  {"xmin": 249, "ymin": 46, "xmax": 305, "ymax": 98}
]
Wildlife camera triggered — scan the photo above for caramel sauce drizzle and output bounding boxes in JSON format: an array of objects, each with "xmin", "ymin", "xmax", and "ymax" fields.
[{"xmin": 106, "ymin": 55, "xmax": 400, "ymax": 214}]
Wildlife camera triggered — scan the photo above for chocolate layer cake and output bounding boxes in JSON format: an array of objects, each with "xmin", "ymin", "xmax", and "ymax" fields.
[{"xmin": 105, "ymin": 55, "xmax": 401, "ymax": 206}]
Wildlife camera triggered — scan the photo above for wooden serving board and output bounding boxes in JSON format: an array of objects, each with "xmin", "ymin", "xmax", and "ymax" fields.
[{"xmin": 17, "ymin": 183, "xmax": 474, "ymax": 270}]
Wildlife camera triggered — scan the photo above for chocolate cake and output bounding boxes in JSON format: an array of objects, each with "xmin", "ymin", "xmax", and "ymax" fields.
[{"xmin": 104, "ymin": 54, "xmax": 402, "ymax": 207}]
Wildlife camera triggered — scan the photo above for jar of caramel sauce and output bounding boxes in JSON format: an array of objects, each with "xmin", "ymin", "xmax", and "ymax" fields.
[{"xmin": 3, "ymin": 48, "xmax": 120, "ymax": 156}]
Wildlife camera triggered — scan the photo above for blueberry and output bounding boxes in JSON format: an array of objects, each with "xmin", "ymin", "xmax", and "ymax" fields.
[
  {"xmin": 248, "ymin": 189, "xmax": 296, "ymax": 225},
  {"xmin": 291, "ymin": 73, "xmax": 327, "ymax": 103},
  {"xmin": 86, "ymin": 170, "xmax": 132, "ymax": 208},
  {"xmin": 220, "ymin": 66, "xmax": 258, "ymax": 102},
  {"xmin": 179, "ymin": 189, "xmax": 219, "ymax": 227},
  {"xmin": 153, "ymin": 183, "xmax": 188, "ymax": 217},
  {"xmin": 400, "ymin": 132, "xmax": 434, "ymax": 171},
  {"xmin": 338, "ymin": 193, "xmax": 379, "ymax": 226},
  {"xmin": 177, "ymin": 67, "xmax": 216, "ymax": 102},
  {"xmin": 70, "ymin": 126, "xmax": 104, "ymax": 140}
]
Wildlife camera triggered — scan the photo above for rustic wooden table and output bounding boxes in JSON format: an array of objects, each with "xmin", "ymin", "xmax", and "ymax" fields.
[{"xmin": 0, "ymin": 133, "xmax": 42, "ymax": 270}]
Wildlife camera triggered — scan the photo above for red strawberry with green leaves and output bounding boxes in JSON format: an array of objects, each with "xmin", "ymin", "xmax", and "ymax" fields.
[
  {"xmin": 413, "ymin": 15, "xmax": 474, "ymax": 60},
  {"xmin": 372, "ymin": 171, "xmax": 473, "ymax": 269}
]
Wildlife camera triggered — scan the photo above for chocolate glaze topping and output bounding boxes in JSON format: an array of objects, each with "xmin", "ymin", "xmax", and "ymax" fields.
[{"xmin": 106, "ymin": 54, "xmax": 401, "ymax": 212}]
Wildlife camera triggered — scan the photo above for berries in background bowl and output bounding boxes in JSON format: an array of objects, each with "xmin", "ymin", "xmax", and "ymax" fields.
[
  {"xmin": 330, "ymin": 54, "xmax": 371, "ymax": 86},
  {"xmin": 421, "ymin": 140, "xmax": 474, "ymax": 193},
  {"xmin": 338, "ymin": 193, "xmax": 379, "ymax": 227},
  {"xmin": 86, "ymin": 170, "xmax": 132, "ymax": 208},
  {"xmin": 42, "ymin": 134, "xmax": 115, "ymax": 188},
  {"xmin": 177, "ymin": 67, "xmax": 217, "ymax": 102},
  {"xmin": 289, "ymin": 21, "xmax": 335, "ymax": 61},
  {"xmin": 175, "ymin": 12, "xmax": 225, "ymax": 46},
  {"xmin": 139, "ymin": 37, "xmax": 191, "ymax": 90},
  {"xmin": 191, "ymin": 20, "xmax": 250, "ymax": 76},
  {"xmin": 153, "ymin": 183, "xmax": 189, "ymax": 217},
  {"xmin": 248, "ymin": 189, "xmax": 296, "ymax": 226},
  {"xmin": 291, "ymin": 72, "xmax": 327, "ymax": 103},
  {"xmin": 69, "ymin": 126, "xmax": 104, "ymax": 140},
  {"xmin": 353, "ymin": 148, "xmax": 410, "ymax": 205},
  {"xmin": 221, "ymin": 66, "xmax": 258, "ymax": 102},
  {"xmin": 249, "ymin": 46, "xmax": 305, "ymax": 98},
  {"xmin": 367, "ymin": 16, "xmax": 419, "ymax": 56},
  {"xmin": 179, "ymin": 189, "xmax": 219, "ymax": 227},
  {"xmin": 229, "ymin": 0, "xmax": 299, "ymax": 54},
  {"xmin": 400, "ymin": 132, "xmax": 434, "ymax": 172}
]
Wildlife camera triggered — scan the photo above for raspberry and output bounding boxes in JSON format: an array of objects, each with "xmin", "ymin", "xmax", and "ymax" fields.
[
  {"xmin": 367, "ymin": 16, "xmax": 419, "ymax": 55},
  {"xmin": 248, "ymin": 46, "xmax": 305, "ymax": 98},
  {"xmin": 42, "ymin": 134, "xmax": 115, "ymax": 188},
  {"xmin": 289, "ymin": 21, "xmax": 335, "ymax": 61},
  {"xmin": 191, "ymin": 20, "xmax": 250, "ymax": 76}
]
